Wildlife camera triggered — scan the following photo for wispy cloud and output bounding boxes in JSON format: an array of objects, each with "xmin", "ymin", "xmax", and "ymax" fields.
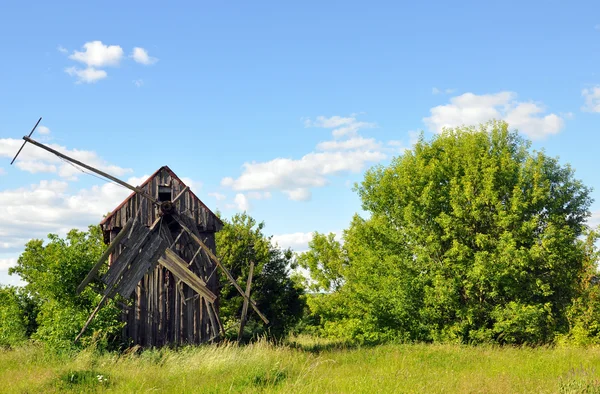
[
  {"xmin": 133, "ymin": 79, "xmax": 144, "ymax": 87},
  {"xmin": 305, "ymin": 115, "xmax": 376, "ymax": 138},
  {"xmin": 208, "ymin": 192, "xmax": 227, "ymax": 201},
  {"xmin": 131, "ymin": 47, "xmax": 158, "ymax": 65},
  {"xmin": 222, "ymin": 115, "xmax": 392, "ymax": 201},
  {"xmin": 582, "ymin": 86, "xmax": 600, "ymax": 113},
  {"xmin": 37, "ymin": 125, "xmax": 51, "ymax": 135},
  {"xmin": 432, "ymin": 87, "xmax": 455, "ymax": 95}
]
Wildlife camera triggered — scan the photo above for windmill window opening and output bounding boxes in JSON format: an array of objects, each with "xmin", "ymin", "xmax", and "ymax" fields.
[{"xmin": 159, "ymin": 185, "xmax": 172, "ymax": 202}]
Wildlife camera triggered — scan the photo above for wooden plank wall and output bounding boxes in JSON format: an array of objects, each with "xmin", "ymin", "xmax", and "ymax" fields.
[
  {"xmin": 115, "ymin": 228, "xmax": 218, "ymax": 347},
  {"xmin": 103, "ymin": 168, "xmax": 221, "ymax": 347}
]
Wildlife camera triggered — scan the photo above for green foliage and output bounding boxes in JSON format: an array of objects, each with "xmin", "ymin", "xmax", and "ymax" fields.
[
  {"xmin": 559, "ymin": 229, "xmax": 600, "ymax": 345},
  {"xmin": 9, "ymin": 226, "xmax": 123, "ymax": 351},
  {"xmin": 297, "ymin": 232, "xmax": 346, "ymax": 292},
  {"xmin": 0, "ymin": 287, "xmax": 29, "ymax": 348},
  {"xmin": 216, "ymin": 213, "xmax": 305, "ymax": 339},
  {"xmin": 302, "ymin": 121, "xmax": 593, "ymax": 345}
]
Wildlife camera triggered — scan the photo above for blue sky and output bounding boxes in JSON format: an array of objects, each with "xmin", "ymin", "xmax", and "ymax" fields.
[{"xmin": 1, "ymin": 0, "xmax": 599, "ymax": 285}]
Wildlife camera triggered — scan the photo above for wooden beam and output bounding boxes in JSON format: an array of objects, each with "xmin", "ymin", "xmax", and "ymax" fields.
[
  {"xmin": 205, "ymin": 297, "xmax": 219, "ymax": 341},
  {"xmin": 173, "ymin": 214, "xmax": 269, "ymax": 324},
  {"xmin": 77, "ymin": 217, "xmax": 135, "ymax": 294},
  {"xmin": 75, "ymin": 293, "xmax": 109, "ymax": 342},
  {"xmin": 158, "ymin": 249, "xmax": 217, "ymax": 303},
  {"xmin": 23, "ymin": 136, "xmax": 158, "ymax": 204},
  {"xmin": 102, "ymin": 223, "xmax": 151, "ymax": 289},
  {"xmin": 172, "ymin": 186, "xmax": 189, "ymax": 204},
  {"xmin": 11, "ymin": 117, "xmax": 42, "ymax": 165},
  {"xmin": 115, "ymin": 234, "xmax": 167, "ymax": 298},
  {"xmin": 238, "ymin": 260, "xmax": 255, "ymax": 342}
]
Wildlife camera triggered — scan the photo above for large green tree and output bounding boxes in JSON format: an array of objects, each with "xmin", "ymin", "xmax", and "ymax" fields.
[
  {"xmin": 10, "ymin": 226, "xmax": 122, "ymax": 351},
  {"xmin": 216, "ymin": 213, "xmax": 305, "ymax": 340},
  {"xmin": 303, "ymin": 121, "xmax": 593, "ymax": 344}
]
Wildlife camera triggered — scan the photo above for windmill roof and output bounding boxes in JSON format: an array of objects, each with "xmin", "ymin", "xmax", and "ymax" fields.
[{"xmin": 99, "ymin": 165, "xmax": 223, "ymax": 227}]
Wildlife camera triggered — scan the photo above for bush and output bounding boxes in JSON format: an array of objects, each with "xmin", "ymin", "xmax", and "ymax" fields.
[{"xmin": 0, "ymin": 286, "xmax": 29, "ymax": 348}]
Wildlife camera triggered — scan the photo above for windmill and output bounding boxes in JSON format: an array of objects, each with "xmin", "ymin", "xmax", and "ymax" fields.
[{"xmin": 11, "ymin": 118, "xmax": 268, "ymax": 346}]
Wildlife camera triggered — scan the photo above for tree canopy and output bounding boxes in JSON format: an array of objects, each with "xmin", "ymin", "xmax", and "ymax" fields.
[
  {"xmin": 301, "ymin": 121, "xmax": 594, "ymax": 344},
  {"xmin": 216, "ymin": 212, "xmax": 305, "ymax": 340}
]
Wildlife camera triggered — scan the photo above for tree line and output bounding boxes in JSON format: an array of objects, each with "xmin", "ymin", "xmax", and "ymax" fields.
[{"xmin": 2, "ymin": 120, "xmax": 600, "ymax": 350}]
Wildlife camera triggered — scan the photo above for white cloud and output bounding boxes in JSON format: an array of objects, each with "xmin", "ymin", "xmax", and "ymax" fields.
[
  {"xmin": 0, "ymin": 180, "xmax": 132, "ymax": 254},
  {"xmin": 305, "ymin": 115, "xmax": 376, "ymax": 138},
  {"xmin": 0, "ymin": 168, "xmax": 5, "ymax": 176},
  {"xmin": 432, "ymin": 87, "xmax": 455, "ymax": 95},
  {"xmin": 131, "ymin": 47, "xmax": 158, "ymax": 65},
  {"xmin": 16, "ymin": 161, "xmax": 57, "ymax": 174},
  {"xmin": 233, "ymin": 193, "xmax": 250, "ymax": 211},
  {"xmin": 69, "ymin": 41, "xmax": 124, "ymax": 67},
  {"xmin": 305, "ymin": 115, "xmax": 354, "ymax": 128},
  {"xmin": 386, "ymin": 140, "xmax": 408, "ymax": 152},
  {"xmin": 208, "ymin": 192, "xmax": 227, "ymax": 201},
  {"xmin": 247, "ymin": 191, "xmax": 272, "ymax": 200},
  {"xmin": 0, "ymin": 138, "xmax": 132, "ymax": 180},
  {"xmin": 127, "ymin": 174, "xmax": 150, "ymax": 187},
  {"xmin": 271, "ymin": 232, "xmax": 314, "ymax": 253},
  {"xmin": 63, "ymin": 42, "xmax": 157, "ymax": 84},
  {"xmin": 65, "ymin": 66, "xmax": 107, "ymax": 84},
  {"xmin": 582, "ymin": 86, "xmax": 600, "ymax": 113},
  {"xmin": 587, "ymin": 211, "xmax": 600, "ymax": 229},
  {"xmin": 57, "ymin": 45, "xmax": 68, "ymax": 54},
  {"xmin": 221, "ymin": 150, "xmax": 385, "ymax": 195},
  {"xmin": 0, "ymin": 258, "xmax": 17, "ymax": 271},
  {"xmin": 316, "ymin": 136, "xmax": 381, "ymax": 151},
  {"xmin": 37, "ymin": 126, "xmax": 51, "ymax": 135},
  {"xmin": 222, "ymin": 114, "xmax": 394, "ymax": 201},
  {"xmin": 179, "ymin": 177, "xmax": 202, "ymax": 192},
  {"xmin": 283, "ymin": 188, "xmax": 311, "ymax": 201},
  {"xmin": 424, "ymin": 92, "xmax": 564, "ymax": 140}
]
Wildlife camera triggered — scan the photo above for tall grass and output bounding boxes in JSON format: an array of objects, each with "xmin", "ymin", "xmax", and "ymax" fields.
[{"xmin": 2, "ymin": 338, "xmax": 600, "ymax": 393}]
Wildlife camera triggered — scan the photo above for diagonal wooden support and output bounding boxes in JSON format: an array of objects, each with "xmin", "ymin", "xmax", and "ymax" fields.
[
  {"xmin": 77, "ymin": 217, "xmax": 135, "ymax": 294},
  {"xmin": 158, "ymin": 249, "xmax": 217, "ymax": 303},
  {"xmin": 172, "ymin": 214, "xmax": 269, "ymax": 324},
  {"xmin": 238, "ymin": 260, "xmax": 255, "ymax": 342},
  {"xmin": 74, "ymin": 217, "xmax": 162, "ymax": 342},
  {"xmin": 172, "ymin": 186, "xmax": 189, "ymax": 204},
  {"xmin": 75, "ymin": 294, "xmax": 109, "ymax": 343}
]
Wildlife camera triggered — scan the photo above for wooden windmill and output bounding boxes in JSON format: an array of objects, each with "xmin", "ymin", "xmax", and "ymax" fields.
[{"xmin": 11, "ymin": 118, "xmax": 268, "ymax": 347}]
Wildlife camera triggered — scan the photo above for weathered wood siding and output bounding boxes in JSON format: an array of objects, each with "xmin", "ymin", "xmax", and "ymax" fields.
[
  {"xmin": 101, "ymin": 167, "xmax": 222, "ymax": 238},
  {"xmin": 101, "ymin": 166, "xmax": 222, "ymax": 347},
  {"xmin": 113, "ymin": 229, "xmax": 218, "ymax": 347}
]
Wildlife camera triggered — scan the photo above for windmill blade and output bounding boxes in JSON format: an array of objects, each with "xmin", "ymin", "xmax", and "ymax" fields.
[
  {"xmin": 157, "ymin": 248, "xmax": 217, "ymax": 303},
  {"xmin": 20, "ymin": 136, "xmax": 159, "ymax": 204},
  {"xmin": 11, "ymin": 117, "xmax": 42, "ymax": 165},
  {"xmin": 76, "ymin": 216, "xmax": 136, "ymax": 294},
  {"xmin": 171, "ymin": 213, "xmax": 270, "ymax": 325},
  {"xmin": 75, "ymin": 216, "xmax": 165, "ymax": 342}
]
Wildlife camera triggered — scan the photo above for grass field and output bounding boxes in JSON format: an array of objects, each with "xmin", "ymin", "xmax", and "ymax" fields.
[{"xmin": 2, "ymin": 338, "xmax": 600, "ymax": 393}]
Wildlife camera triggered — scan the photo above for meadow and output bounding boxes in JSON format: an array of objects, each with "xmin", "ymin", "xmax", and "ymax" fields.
[{"xmin": 2, "ymin": 338, "xmax": 600, "ymax": 393}]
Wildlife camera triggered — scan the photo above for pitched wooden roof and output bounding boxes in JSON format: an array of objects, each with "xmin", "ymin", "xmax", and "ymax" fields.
[{"xmin": 99, "ymin": 166, "xmax": 223, "ymax": 231}]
